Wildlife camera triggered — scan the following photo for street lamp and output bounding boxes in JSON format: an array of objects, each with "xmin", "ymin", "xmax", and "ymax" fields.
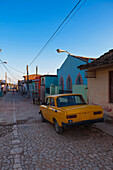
[
  {"xmin": 0, "ymin": 61, "xmax": 7, "ymax": 64},
  {"xmin": 0, "ymin": 55, "xmax": 7, "ymax": 64},
  {"xmin": 3, "ymin": 61, "xmax": 7, "ymax": 64},
  {"xmin": 56, "ymin": 49, "xmax": 73, "ymax": 55}
]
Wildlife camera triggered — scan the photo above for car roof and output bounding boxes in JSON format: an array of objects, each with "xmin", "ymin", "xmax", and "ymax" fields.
[{"xmin": 47, "ymin": 94, "xmax": 82, "ymax": 99}]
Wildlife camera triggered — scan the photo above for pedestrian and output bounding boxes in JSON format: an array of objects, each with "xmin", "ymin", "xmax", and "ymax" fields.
[{"xmin": 12, "ymin": 88, "xmax": 14, "ymax": 95}]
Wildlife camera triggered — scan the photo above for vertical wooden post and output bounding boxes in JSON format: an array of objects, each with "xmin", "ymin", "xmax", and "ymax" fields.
[
  {"xmin": 26, "ymin": 65, "xmax": 30, "ymax": 99},
  {"xmin": 5, "ymin": 72, "xmax": 7, "ymax": 84},
  {"xmin": 26, "ymin": 65, "xmax": 29, "ymax": 91},
  {"xmin": 36, "ymin": 65, "xmax": 38, "ymax": 77}
]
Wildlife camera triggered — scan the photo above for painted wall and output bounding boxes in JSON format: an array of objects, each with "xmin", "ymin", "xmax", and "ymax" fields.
[
  {"xmin": 40, "ymin": 76, "xmax": 57, "ymax": 102},
  {"xmin": 72, "ymin": 85, "xmax": 88, "ymax": 103},
  {"xmin": 57, "ymin": 55, "xmax": 87, "ymax": 90},
  {"xmin": 55, "ymin": 86, "xmax": 62, "ymax": 94},
  {"xmin": 88, "ymin": 66, "xmax": 113, "ymax": 115},
  {"xmin": 32, "ymin": 82, "xmax": 35, "ymax": 91},
  {"xmin": 45, "ymin": 76, "xmax": 58, "ymax": 88},
  {"xmin": 29, "ymin": 83, "xmax": 33, "ymax": 97}
]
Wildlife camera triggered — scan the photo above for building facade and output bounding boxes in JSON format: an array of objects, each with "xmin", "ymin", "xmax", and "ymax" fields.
[
  {"xmin": 40, "ymin": 75, "xmax": 58, "ymax": 102},
  {"xmin": 78, "ymin": 49, "xmax": 113, "ymax": 116},
  {"xmin": 57, "ymin": 54, "xmax": 94, "ymax": 102}
]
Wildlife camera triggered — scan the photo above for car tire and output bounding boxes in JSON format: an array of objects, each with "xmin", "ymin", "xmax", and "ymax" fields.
[
  {"xmin": 54, "ymin": 120, "xmax": 63, "ymax": 134},
  {"xmin": 41, "ymin": 113, "xmax": 46, "ymax": 122}
]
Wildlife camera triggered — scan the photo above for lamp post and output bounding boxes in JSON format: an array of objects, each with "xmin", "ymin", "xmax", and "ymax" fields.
[
  {"xmin": 0, "ymin": 61, "xmax": 7, "ymax": 64},
  {"xmin": 56, "ymin": 49, "xmax": 73, "ymax": 55}
]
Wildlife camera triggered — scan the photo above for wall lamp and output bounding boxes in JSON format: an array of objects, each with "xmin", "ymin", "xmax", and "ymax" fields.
[{"xmin": 56, "ymin": 49, "xmax": 73, "ymax": 55}]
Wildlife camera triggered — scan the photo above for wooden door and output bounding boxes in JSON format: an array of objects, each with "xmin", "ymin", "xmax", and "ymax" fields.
[{"xmin": 110, "ymin": 71, "xmax": 113, "ymax": 103}]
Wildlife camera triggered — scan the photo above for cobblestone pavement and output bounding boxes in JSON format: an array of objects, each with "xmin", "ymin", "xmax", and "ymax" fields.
[{"xmin": 0, "ymin": 92, "xmax": 113, "ymax": 170}]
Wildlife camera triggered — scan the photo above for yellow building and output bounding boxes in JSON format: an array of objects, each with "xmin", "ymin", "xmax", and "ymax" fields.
[
  {"xmin": 78, "ymin": 49, "xmax": 113, "ymax": 116},
  {"xmin": 23, "ymin": 74, "xmax": 37, "ymax": 81}
]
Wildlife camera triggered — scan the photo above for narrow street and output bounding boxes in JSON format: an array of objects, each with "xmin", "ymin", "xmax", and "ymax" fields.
[{"xmin": 0, "ymin": 92, "xmax": 113, "ymax": 170}]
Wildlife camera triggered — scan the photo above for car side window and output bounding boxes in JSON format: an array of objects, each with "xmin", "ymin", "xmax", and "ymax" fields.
[
  {"xmin": 46, "ymin": 98, "xmax": 50, "ymax": 106},
  {"xmin": 50, "ymin": 98, "xmax": 55, "ymax": 107}
]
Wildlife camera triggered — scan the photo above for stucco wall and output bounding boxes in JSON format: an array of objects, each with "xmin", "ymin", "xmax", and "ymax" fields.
[
  {"xmin": 88, "ymin": 66, "xmax": 113, "ymax": 115},
  {"xmin": 45, "ymin": 76, "xmax": 58, "ymax": 88},
  {"xmin": 72, "ymin": 85, "xmax": 88, "ymax": 103},
  {"xmin": 57, "ymin": 55, "xmax": 87, "ymax": 90}
]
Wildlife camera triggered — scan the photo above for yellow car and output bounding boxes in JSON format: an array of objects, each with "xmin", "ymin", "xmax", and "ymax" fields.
[{"xmin": 39, "ymin": 94, "xmax": 104, "ymax": 134}]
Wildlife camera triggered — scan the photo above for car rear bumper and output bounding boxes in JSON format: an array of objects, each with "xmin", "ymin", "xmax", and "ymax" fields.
[{"xmin": 62, "ymin": 118, "xmax": 104, "ymax": 127}]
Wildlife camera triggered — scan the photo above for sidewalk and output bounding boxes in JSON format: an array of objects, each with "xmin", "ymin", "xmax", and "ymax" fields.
[
  {"xmin": 94, "ymin": 122, "xmax": 113, "ymax": 137},
  {"xmin": 0, "ymin": 92, "xmax": 14, "ymax": 125},
  {"xmin": 93, "ymin": 111, "xmax": 113, "ymax": 137}
]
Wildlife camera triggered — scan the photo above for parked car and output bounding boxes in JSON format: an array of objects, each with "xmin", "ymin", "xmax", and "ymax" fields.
[{"xmin": 39, "ymin": 94, "xmax": 104, "ymax": 134}]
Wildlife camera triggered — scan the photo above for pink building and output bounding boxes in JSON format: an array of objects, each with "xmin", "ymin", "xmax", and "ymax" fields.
[{"xmin": 78, "ymin": 49, "xmax": 113, "ymax": 116}]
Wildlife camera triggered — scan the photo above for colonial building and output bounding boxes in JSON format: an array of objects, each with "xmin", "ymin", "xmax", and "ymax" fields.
[
  {"xmin": 78, "ymin": 49, "xmax": 113, "ymax": 116},
  {"xmin": 23, "ymin": 74, "xmax": 37, "ymax": 81},
  {"xmin": 40, "ymin": 75, "xmax": 57, "ymax": 102},
  {"xmin": 57, "ymin": 54, "xmax": 95, "ymax": 102},
  {"xmin": 32, "ymin": 75, "xmax": 41, "ymax": 99}
]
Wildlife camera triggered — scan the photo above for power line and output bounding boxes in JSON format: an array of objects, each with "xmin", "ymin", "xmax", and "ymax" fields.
[
  {"xmin": 0, "ymin": 59, "xmax": 24, "ymax": 81},
  {"xmin": 29, "ymin": 0, "xmax": 83, "ymax": 67},
  {"xmin": 0, "ymin": 59, "xmax": 23, "ymax": 83},
  {"xmin": 44, "ymin": 0, "xmax": 87, "ymax": 52},
  {"xmin": 7, "ymin": 64, "xmax": 24, "ymax": 74},
  {"xmin": 2, "ymin": 62, "xmax": 18, "ymax": 81},
  {"xmin": 0, "ymin": 64, "xmax": 4, "ymax": 74}
]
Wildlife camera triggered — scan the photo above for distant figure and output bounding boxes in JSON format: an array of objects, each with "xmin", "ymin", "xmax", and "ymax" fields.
[
  {"xmin": 12, "ymin": 88, "xmax": 14, "ymax": 95},
  {"xmin": 3, "ymin": 85, "xmax": 6, "ymax": 94}
]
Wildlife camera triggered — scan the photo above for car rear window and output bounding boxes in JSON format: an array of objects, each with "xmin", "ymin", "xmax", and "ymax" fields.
[{"xmin": 57, "ymin": 95, "xmax": 86, "ymax": 107}]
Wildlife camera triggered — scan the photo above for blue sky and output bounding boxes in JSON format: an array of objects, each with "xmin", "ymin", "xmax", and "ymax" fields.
[{"xmin": 0, "ymin": 0, "xmax": 113, "ymax": 83}]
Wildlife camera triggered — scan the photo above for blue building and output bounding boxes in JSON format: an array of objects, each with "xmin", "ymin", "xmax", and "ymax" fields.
[
  {"xmin": 40, "ymin": 75, "xmax": 57, "ymax": 102},
  {"xmin": 57, "ymin": 54, "xmax": 95, "ymax": 101}
]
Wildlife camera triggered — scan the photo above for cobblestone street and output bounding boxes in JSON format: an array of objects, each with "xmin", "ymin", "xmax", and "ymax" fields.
[{"xmin": 0, "ymin": 92, "xmax": 113, "ymax": 170}]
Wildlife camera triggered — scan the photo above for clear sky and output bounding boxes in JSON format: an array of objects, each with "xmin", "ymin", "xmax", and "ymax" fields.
[{"xmin": 0, "ymin": 0, "xmax": 113, "ymax": 83}]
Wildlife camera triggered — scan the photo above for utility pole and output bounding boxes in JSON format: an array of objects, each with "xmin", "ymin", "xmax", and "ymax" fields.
[
  {"xmin": 26, "ymin": 65, "xmax": 29, "ymax": 98},
  {"xmin": 26, "ymin": 65, "xmax": 29, "ymax": 90},
  {"xmin": 5, "ymin": 72, "xmax": 7, "ymax": 84},
  {"xmin": 0, "ymin": 49, "xmax": 2, "ymax": 96},
  {"xmin": 36, "ymin": 65, "xmax": 38, "ymax": 77}
]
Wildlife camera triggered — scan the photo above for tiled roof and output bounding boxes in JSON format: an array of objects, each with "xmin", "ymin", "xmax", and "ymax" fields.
[
  {"xmin": 78, "ymin": 49, "xmax": 113, "ymax": 70},
  {"xmin": 23, "ymin": 74, "xmax": 41, "ymax": 80},
  {"xmin": 41, "ymin": 75, "xmax": 57, "ymax": 77},
  {"xmin": 71, "ymin": 55, "xmax": 96, "ymax": 62}
]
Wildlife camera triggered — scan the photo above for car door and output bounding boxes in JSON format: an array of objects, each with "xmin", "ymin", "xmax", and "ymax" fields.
[
  {"xmin": 47, "ymin": 97, "xmax": 56, "ymax": 123},
  {"xmin": 42, "ymin": 97, "xmax": 50, "ymax": 120}
]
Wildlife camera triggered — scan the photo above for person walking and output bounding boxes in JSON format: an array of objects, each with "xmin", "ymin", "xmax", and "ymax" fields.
[{"xmin": 12, "ymin": 88, "xmax": 14, "ymax": 95}]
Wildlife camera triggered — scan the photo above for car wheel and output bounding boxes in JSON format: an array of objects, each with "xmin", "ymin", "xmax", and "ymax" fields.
[
  {"xmin": 41, "ymin": 113, "xmax": 46, "ymax": 122},
  {"xmin": 54, "ymin": 120, "xmax": 63, "ymax": 134}
]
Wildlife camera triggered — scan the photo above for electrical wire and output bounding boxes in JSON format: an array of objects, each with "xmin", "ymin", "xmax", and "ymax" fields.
[
  {"xmin": 0, "ymin": 0, "xmax": 87, "ymax": 83},
  {"xmin": 2, "ymin": 62, "xmax": 19, "ymax": 81},
  {"xmin": 0, "ymin": 64, "xmax": 4, "ymax": 74},
  {"xmin": 0, "ymin": 61, "xmax": 23, "ymax": 84},
  {"xmin": 7, "ymin": 64, "xmax": 24, "ymax": 74},
  {"xmin": 44, "ymin": 0, "xmax": 87, "ymax": 52},
  {"xmin": 29, "ymin": 0, "xmax": 83, "ymax": 67},
  {"xmin": 0, "ymin": 59, "xmax": 24, "ymax": 82}
]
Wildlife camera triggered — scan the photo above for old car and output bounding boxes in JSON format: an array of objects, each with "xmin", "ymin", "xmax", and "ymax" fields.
[{"xmin": 39, "ymin": 94, "xmax": 104, "ymax": 134}]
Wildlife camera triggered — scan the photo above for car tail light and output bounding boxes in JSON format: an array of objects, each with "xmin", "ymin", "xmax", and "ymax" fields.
[
  {"xmin": 67, "ymin": 115, "xmax": 77, "ymax": 119},
  {"xmin": 93, "ymin": 111, "xmax": 102, "ymax": 115}
]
